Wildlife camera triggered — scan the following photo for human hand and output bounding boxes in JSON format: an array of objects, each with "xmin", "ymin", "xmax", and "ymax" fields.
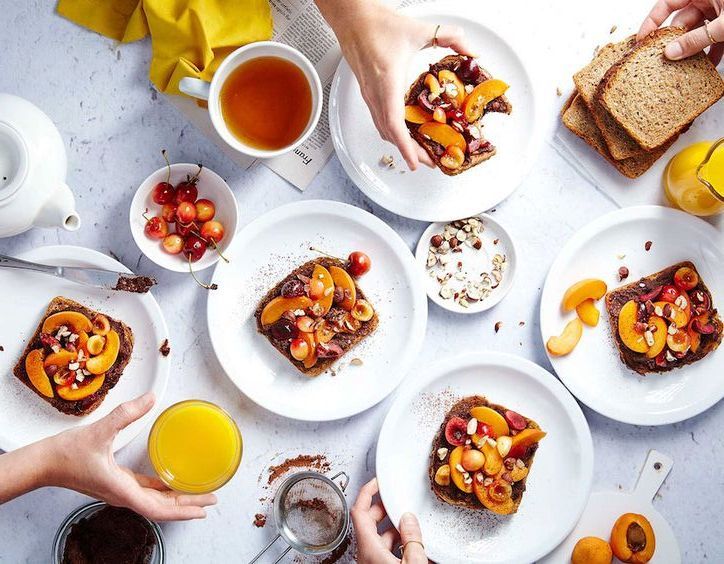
[
  {"xmin": 318, "ymin": 0, "xmax": 474, "ymax": 170},
  {"xmin": 41, "ymin": 393, "xmax": 216, "ymax": 521},
  {"xmin": 638, "ymin": 0, "xmax": 724, "ymax": 64},
  {"xmin": 351, "ymin": 478, "xmax": 427, "ymax": 563}
]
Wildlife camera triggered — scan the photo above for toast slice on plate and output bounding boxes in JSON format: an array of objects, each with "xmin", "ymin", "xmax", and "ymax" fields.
[
  {"xmin": 255, "ymin": 257, "xmax": 378, "ymax": 377},
  {"xmin": 598, "ymin": 27, "xmax": 724, "ymax": 151},
  {"xmin": 13, "ymin": 297, "xmax": 134, "ymax": 416},
  {"xmin": 429, "ymin": 395, "xmax": 545, "ymax": 515},
  {"xmin": 605, "ymin": 261, "xmax": 722, "ymax": 375}
]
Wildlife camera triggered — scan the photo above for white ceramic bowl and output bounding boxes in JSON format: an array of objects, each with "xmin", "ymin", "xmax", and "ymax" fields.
[
  {"xmin": 130, "ymin": 163, "xmax": 238, "ymax": 272},
  {"xmin": 414, "ymin": 213, "xmax": 517, "ymax": 314}
]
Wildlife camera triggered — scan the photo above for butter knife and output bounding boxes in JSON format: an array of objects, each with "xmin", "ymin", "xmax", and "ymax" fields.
[{"xmin": 0, "ymin": 254, "xmax": 156, "ymax": 293}]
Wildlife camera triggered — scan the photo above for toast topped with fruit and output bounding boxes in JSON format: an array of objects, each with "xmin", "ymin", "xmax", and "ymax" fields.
[
  {"xmin": 430, "ymin": 396, "xmax": 545, "ymax": 515},
  {"xmin": 13, "ymin": 297, "xmax": 134, "ymax": 416},
  {"xmin": 255, "ymin": 253, "xmax": 378, "ymax": 377},
  {"xmin": 606, "ymin": 262, "xmax": 721, "ymax": 374},
  {"xmin": 404, "ymin": 55, "xmax": 511, "ymax": 175}
]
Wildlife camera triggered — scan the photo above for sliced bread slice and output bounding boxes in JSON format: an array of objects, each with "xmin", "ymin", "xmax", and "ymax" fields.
[
  {"xmin": 573, "ymin": 37, "xmax": 644, "ymax": 160},
  {"xmin": 561, "ymin": 92, "xmax": 669, "ymax": 178},
  {"xmin": 598, "ymin": 26, "xmax": 724, "ymax": 151}
]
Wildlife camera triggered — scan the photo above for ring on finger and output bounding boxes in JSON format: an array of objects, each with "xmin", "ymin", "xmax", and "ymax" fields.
[
  {"xmin": 704, "ymin": 20, "xmax": 716, "ymax": 45},
  {"xmin": 401, "ymin": 540, "xmax": 425, "ymax": 553}
]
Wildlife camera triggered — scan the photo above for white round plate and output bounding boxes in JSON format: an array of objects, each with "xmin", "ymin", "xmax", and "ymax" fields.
[
  {"xmin": 129, "ymin": 163, "xmax": 239, "ymax": 272},
  {"xmin": 329, "ymin": 4, "xmax": 547, "ymax": 221},
  {"xmin": 206, "ymin": 200, "xmax": 428, "ymax": 421},
  {"xmin": 376, "ymin": 352, "xmax": 593, "ymax": 564},
  {"xmin": 0, "ymin": 246, "xmax": 169, "ymax": 452},
  {"xmin": 542, "ymin": 450, "xmax": 679, "ymax": 563},
  {"xmin": 414, "ymin": 214, "xmax": 517, "ymax": 313},
  {"xmin": 540, "ymin": 206, "xmax": 724, "ymax": 425}
]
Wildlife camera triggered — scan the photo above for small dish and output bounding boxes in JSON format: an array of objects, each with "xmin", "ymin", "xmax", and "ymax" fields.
[
  {"xmin": 414, "ymin": 213, "xmax": 517, "ymax": 314},
  {"xmin": 129, "ymin": 163, "xmax": 238, "ymax": 273},
  {"xmin": 52, "ymin": 501, "xmax": 165, "ymax": 563}
]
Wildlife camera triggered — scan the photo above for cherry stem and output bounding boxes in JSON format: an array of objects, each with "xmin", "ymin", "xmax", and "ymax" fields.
[
  {"xmin": 161, "ymin": 149, "xmax": 171, "ymax": 185},
  {"xmin": 209, "ymin": 240, "xmax": 229, "ymax": 263},
  {"xmin": 309, "ymin": 246, "xmax": 343, "ymax": 261},
  {"xmin": 187, "ymin": 255, "xmax": 218, "ymax": 290}
]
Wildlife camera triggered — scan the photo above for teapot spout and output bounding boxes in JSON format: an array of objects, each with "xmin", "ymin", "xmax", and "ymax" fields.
[{"xmin": 34, "ymin": 182, "xmax": 81, "ymax": 231}]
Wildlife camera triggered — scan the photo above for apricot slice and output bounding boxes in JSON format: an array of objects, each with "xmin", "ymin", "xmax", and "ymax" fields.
[
  {"xmin": 688, "ymin": 312, "xmax": 710, "ymax": 354},
  {"xmin": 610, "ymin": 513, "xmax": 655, "ymax": 563},
  {"xmin": 311, "ymin": 265, "xmax": 334, "ymax": 317},
  {"xmin": 546, "ymin": 318, "xmax": 583, "ymax": 356},
  {"xmin": 44, "ymin": 349, "xmax": 77, "ymax": 369},
  {"xmin": 25, "ymin": 349, "xmax": 54, "ymax": 398},
  {"xmin": 462, "ymin": 79, "xmax": 509, "ymax": 123},
  {"xmin": 84, "ymin": 330, "xmax": 120, "ymax": 375},
  {"xmin": 481, "ymin": 441, "xmax": 503, "ymax": 476},
  {"xmin": 404, "ymin": 105, "xmax": 432, "ymax": 124},
  {"xmin": 644, "ymin": 317, "xmax": 667, "ymax": 359},
  {"xmin": 561, "ymin": 279, "xmax": 607, "ymax": 311},
  {"xmin": 418, "ymin": 122, "xmax": 466, "ymax": 151},
  {"xmin": 42, "ymin": 311, "xmax": 92, "ymax": 335},
  {"xmin": 424, "ymin": 73, "xmax": 444, "ymax": 100},
  {"xmin": 329, "ymin": 266, "xmax": 356, "ymax": 310},
  {"xmin": 470, "ymin": 406, "xmax": 510, "ymax": 437},
  {"xmin": 509, "ymin": 428, "xmax": 546, "ymax": 458},
  {"xmin": 576, "ymin": 299, "xmax": 600, "ymax": 327},
  {"xmin": 472, "ymin": 473, "xmax": 515, "ymax": 515},
  {"xmin": 301, "ymin": 332, "xmax": 318, "ymax": 370},
  {"xmin": 438, "ymin": 70, "xmax": 465, "ymax": 107},
  {"xmin": 449, "ymin": 446, "xmax": 473, "ymax": 493},
  {"xmin": 653, "ymin": 301, "xmax": 689, "ymax": 328},
  {"xmin": 666, "ymin": 330, "xmax": 691, "ymax": 353},
  {"xmin": 57, "ymin": 374, "xmax": 105, "ymax": 401},
  {"xmin": 617, "ymin": 300, "xmax": 648, "ymax": 353},
  {"xmin": 440, "ymin": 145, "xmax": 465, "ymax": 170},
  {"xmin": 260, "ymin": 296, "xmax": 313, "ymax": 326}
]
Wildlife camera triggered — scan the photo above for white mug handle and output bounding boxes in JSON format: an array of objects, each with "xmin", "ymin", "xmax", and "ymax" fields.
[{"xmin": 179, "ymin": 77, "xmax": 211, "ymax": 101}]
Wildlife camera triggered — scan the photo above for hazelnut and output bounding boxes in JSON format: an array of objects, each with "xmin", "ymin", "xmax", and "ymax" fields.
[
  {"xmin": 430, "ymin": 234, "xmax": 443, "ymax": 248},
  {"xmin": 645, "ymin": 240, "xmax": 653, "ymax": 251},
  {"xmin": 450, "ymin": 237, "xmax": 459, "ymax": 249},
  {"xmin": 504, "ymin": 458, "xmax": 516, "ymax": 470},
  {"xmin": 471, "ymin": 237, "xmax": 482, "ymax": 250}
]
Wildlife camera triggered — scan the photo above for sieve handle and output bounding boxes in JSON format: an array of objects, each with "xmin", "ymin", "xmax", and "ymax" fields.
[
  {"xmin": 248, "ymin": 533, "xmax": 288, "ymax": 564},
  {"xmin": 330, "ymin": 471, "xmax": 350, "ymax": 492},
  {"xmin": 272, "ymin": 546, "xmax": 293, "ymax": 564}
]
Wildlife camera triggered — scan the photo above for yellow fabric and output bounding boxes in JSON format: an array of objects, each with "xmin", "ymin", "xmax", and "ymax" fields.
[{"xmin": 56, "ymin": 0, "xmax": 273, "ymax": 95}]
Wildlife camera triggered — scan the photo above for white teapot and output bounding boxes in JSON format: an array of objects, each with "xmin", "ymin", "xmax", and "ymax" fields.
[{"xmin": 0, "ymin": 94, "xmax": 80, "ymax": 237}]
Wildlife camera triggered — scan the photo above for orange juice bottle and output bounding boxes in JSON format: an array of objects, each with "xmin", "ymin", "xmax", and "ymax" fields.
[
  {"xmin": 664, "ymin": 139, "xmax": 724, "ymax": 216},
  {"xmin": 148, "ymin": 400, "xmax": 242, "ymax": 493}
]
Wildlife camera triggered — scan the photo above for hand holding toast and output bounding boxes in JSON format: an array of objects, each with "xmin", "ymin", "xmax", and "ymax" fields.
[
  {"xmin": 315, "ymin": 0, "xmax": 474, "ymax": 170},
  {"xmin": 639, "ymin": 0, "xmax": 724, "ymax": 64}
]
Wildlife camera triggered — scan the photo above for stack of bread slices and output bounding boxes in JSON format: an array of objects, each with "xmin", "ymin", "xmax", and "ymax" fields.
[{"xmin": 562, "ymin": 27, "xmax": 724, "ymax": 178}]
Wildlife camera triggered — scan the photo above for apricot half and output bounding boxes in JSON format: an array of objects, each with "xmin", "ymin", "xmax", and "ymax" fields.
[
  {"xmin": 561, "ymin": 279, "xmax": 607, "ymax": 311},
  {"xmin": 472, "ymin": 473, "xmax": 515, "ymax": 515},
  {"xmin": 311, "ymin": 265, "xmax": 334, "ymax": 317},
  {"xmin": 644, "ymin": 317, "xmax": 667, "ymax": 359},
  {"xmin": 418, "ymin": 122, "xmax": 466, "ymax": 151},
  {"xmin": 618, "ymin": 300, "xmax": 648, "ymax": 353},
  {"xmin": 404, "ymin": 105, "xmax": 432, "ymax": 124},
  {"xmin": 571, "ymin": 536, "xmax": 613, "ymax": 564},
  {"xmin": 44, "ymin": 349, "xmax": 77, "ymax": 369},
  {"xmin": 57, "ymin": 374, "xmax": 105, "ymax": 401},
  {"xmin": 329, "ymin": 266, "xmax": 356, "ymax": 310},
  {"xmin": 610, "ymin": 513, "xmax": 655, "ymax": 563},
  {"xmin": 260, "ymin": 296, "xmax": 313, "ymax": 326},
  {"xmin": 42, "ymin": 311, "xmax": 92, "ymax": 335},
  {"xmin": 84, "ymin": 330, "xmax": 120, "ymax": 375},
  {"xmin": 509, "ymin": 428, "xmax": 546, "ymax": 458},
  {"xmin": 546, "ymin": 318, "xmax": 583, "ymax": 356},
  {"xmin": 301, "ymin": 332, "xmax": 318, "ymax": 370},
  {"xmin": 576, "ymin": 299, "xmax": 600, "ymax": 327},
  {"xmin": 470, "ymin": 406, "xmax": 510, "ymax": 438},
  {"xmin": 25, "ymin": 349, "xmax": 54, "ymax": 398},
  {"xmin": 449, "ymin": 446, "xmax": 473, "ymax": 493}
]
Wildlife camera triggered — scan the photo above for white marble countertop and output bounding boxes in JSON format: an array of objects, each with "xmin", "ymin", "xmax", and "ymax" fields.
[{"xmin": 1, "ymin": 1, "xmax": 722, "ymax": 563}]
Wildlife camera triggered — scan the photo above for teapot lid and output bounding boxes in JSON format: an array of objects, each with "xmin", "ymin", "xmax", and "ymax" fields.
[{"xmin": 0, "ymin": 122, "xmax": 29, "ymax": 203}]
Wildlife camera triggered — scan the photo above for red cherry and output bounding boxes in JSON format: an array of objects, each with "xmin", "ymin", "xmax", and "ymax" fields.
[
  {"xmin": 347, "ymin": 251, "xmax": 371, "ymax": 277},
  {"xmin": 476, "ymin": 422, "xmax": 496, "ymax": 439},
  {"xmin": 161, "ymin": 203, "xmax": 177, "ymax": 223},
  {"xmin": 660, "ymin": 285, "xmax": 680, "ymax": 304},
  {"xmin": 176, "ymin": 201, "xmax": 197, "ymax": 224},
  {"xmin": 200, "ymin": 220, "xmax": 225, "ymax": 244},
  {"xmin": 162, "ymin": 234, "xmax": 184, "ymax": 254},
  {"xmin": 174, "ymin": 166, "xmax": 202, "ymax": 204},
  {"xmin": 444, "ymin": 417, "xmax": 468, "ymax": 446},
  {"xmin": 144, "ymin": 216, "xmax": 168, "ymax": 240},
  {"xmin": 504, "ymin": 410, "xmax": 527, "ymax": 431},
  {"xmin": 152, "ymin": 182, "xmax": 176, "ymax": 205},
  {"xmin": 195, "ymin": 199, "xmax": 216, "ymax": 223},
  {"xmin": 183, "ymin": 234, "xmax": 207, "ymax": 262},
  {"xmin": 175, "ymin": 221, "xmax": 199, "ymax": 238},
  {"xmin": 673, "ymin": 266, "xmax": 699, "ymax": 291}
]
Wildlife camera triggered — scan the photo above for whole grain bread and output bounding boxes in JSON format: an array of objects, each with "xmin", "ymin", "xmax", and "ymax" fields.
[
  {"xmin": 429, "ymin": 395, "xmax": 542, "ymax": 514},
  {"xmin": 405, "ymin": 55, "xmax": 512, "ymax": 176},
  {"xmin": 573, "ymin": 37, "xmax": 648, "ymax": 160},
  {"xmin": 255, "ymin": 258, "xmax": 378, "ymax": 377},
  {"xmin": 598, "ymin": 27, "xmax": 724, "ymax": 151},
  {"xmin": 13, "ymin": 297, "xmax": 134, "ymax": 416},
  {"xmin": 605, "ymin": 261, "xmax": 722, "ymax": 375},
  {"xmin": 561, "ymin": 92, "xmax": 668, "ymax": 178}
]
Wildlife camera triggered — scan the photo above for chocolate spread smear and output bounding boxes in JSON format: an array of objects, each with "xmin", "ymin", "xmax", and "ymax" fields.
[{"xmin": 113, "ymin": 275, "xmax": 156, "ymax": 294}]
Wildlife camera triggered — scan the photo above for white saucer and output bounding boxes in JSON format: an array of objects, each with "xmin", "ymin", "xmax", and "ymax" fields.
[
  {"xmin": 540, "ymin": 205, "xmax": 724, "ymax": 425},
  {"xmin": 376, "ymin": 352, "xmax": 593, "ymax": 564},
  {"xmin": 206, "ymin": 200, "xmax": 428, "ymax": 421},
  {"xmin": 328, "ymin": 4, "xmax": 547, "ymax": 221},
  {"xmin": 0, "ymin": 246, "xmax": 169, "ymax": 452}
]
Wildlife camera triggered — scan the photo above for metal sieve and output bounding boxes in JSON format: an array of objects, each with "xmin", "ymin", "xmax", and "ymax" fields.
[{"xmin": 249, "ymin": 471, "xmax": 350, "ymax": 563}]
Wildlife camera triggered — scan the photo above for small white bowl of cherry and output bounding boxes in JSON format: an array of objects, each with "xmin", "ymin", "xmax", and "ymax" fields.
[{"xmin": 130, "ymin": 154, "xmax": 238, "ymax": 283}]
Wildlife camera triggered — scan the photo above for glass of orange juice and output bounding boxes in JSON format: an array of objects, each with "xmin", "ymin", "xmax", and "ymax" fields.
[
  {"xmin": 664, "ymin": 138, "xmax": 724, "ymax": 216},
  {"xmin": 148, "ymin": 400, "xmax": 242, "ymax": 494}
]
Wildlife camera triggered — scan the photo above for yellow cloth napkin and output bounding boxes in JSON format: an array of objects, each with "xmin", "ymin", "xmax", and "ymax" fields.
[{"xmin": 57, "ymin": 0, "xmax": 273, "ymax": 95}]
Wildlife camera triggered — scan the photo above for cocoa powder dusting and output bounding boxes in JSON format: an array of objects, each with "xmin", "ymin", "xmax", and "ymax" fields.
[{"xmin": 267, "ymin": 454, "xmax": 330, "ymax": 485}]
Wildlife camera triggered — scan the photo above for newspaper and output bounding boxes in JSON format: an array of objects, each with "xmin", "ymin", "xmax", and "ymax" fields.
[{"xmin": 169, "ymin": 0, "xmax": 431, "ymax": 191}]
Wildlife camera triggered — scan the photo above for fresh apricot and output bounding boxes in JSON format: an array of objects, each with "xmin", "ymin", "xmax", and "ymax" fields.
[
  {"xmin": 260, "ymin": 296, "xmax": 313, "ymax": 326},
  {"xmin": 653, "ymin": 301, "xmax": 689, "ymax": 328},
  {"xmin": 561, "ymin": 279, "xmax": 607, "ymax": 311},
  {"xmin": 472, "ymin": 473, "xmax": 515, "ymax": 515},
  {"xmin": 329, "ymin": 266, "xmax": 356, "ymax": 310},
  {"xmin": 644, "ymin": 316, "xmax": 667, "ymax": 359},
  {"xmin": 440, "ymin": 145, "xmax": 465, "ymax": 170},
  {"xmin": 610, "ymin": 513, "xmax": 655, "ymax": 563},
  {"xmin": 351, "ymin": 299, "xmax": 374, "ymax": 322},
  {"xmin": 43, "ymin": 349, "xmax": 77, "ymax": 369},
  {"xmin": 449, "ymin": 446, "xmax": 473, "ymax": 493},
  {"xmin": 618, "ymin": 300, "xmax": 649, "ymax": 353},
  {"xmin": 91, "ymin": 314, "xmax": 111, "ymax": 336},
  {"xmin": 424, "ymin": 73, "xmax": 444, "ymax": 100},
  {"xmin": 576, "ymin": 298, "xmax": 600, "ymax": 326},
  {"xmin": 571, "ymin": 536, "xmax": 613, "ymax": 564},
  {"xmin": 418, "ymin": 122, "xmax": 466, "ymax": 151},
  {"xmin": 301, "ymin": 332, "xmax": 318, "ymax": 370},
  {"xmin": 470, "ymin": 406, "xmax": 510, "ymax": 437},
  {"xmin": 462, "ymin": 79, "xmax": 509, "ymax": 122},
  {"xmin": 404, "ymin": 105, "xmax": 432, "ymax": 124},
  {"xmin": 667, "ymin": 330, "xmax": 691, "ymax": 353},
  {"xmin": 25, "ymin": 349, "xmax": 54, "ymax": 398},
  {"xmin": 57, "ymin": 374, "xmax": 106, "ymax": 401},
  {"xmin": 42, "ymin": 311, "xmax": 92, "ymax": 335},
  {"xmin": 311, "ymin": 265, "xmax": 334, "ymax": 317},
  {"xmin": 546, "ymin": 318, "xmax": 583, "ymax": 356},
  {"xmin": 438, "ymin": 70, "xmax": 465, "ymax": 107},
  {"xmin": 509, "ymin": 428, "xmax": 546, "ymax": 458},
  {"xmin": 84, "ymin": 330, "xmax": 120, "ymax": 375},
  {"xmin": 481, "ymin": 440, "xmax": 503, "ymax": 476}
]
